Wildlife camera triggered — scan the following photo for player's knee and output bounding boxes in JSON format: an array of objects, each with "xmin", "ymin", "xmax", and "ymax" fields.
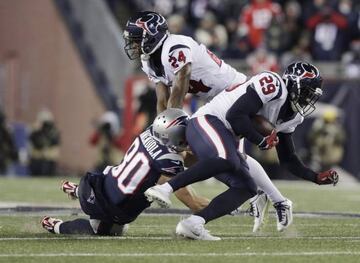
[
  {"xmin": 230, "ymin": 171, "xmax": 257, "ymax": 197},
  {"xmin": 90, "ymin": 219, "xmax": 113, "ymax": 235}
]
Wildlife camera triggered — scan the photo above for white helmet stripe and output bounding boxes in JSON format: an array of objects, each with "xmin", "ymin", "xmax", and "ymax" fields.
[{"xmin": 196, "ymin": 116, "xmax": 227, "ymax": 159}]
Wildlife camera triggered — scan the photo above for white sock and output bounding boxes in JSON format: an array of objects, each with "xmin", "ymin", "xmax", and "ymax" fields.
[
  {"xmin": 186, "ymin": 215, "xmax": 205, "ymax": 225},
  {"xmin": 247, "ymin": 155, "xmax": 285, "ymax": 203},
  {"xmin": 54, "ymin": 222, "xmax": 62, "ymax": 234},
  {"xmin": 159, "ymin": 182, "xmax": 174, "ymax": 194}
]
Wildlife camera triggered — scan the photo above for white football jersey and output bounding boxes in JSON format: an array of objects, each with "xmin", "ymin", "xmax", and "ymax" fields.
[
  {"xmin": 193, "ymin": 71, "xmax": 304, "ymax": 134},
  {"xmin": 141, "ymin": 34, "xmax": 246, "ymax": 101}
]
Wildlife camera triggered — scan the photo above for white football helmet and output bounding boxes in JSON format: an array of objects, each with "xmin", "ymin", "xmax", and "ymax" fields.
[{"xmin": 152, "ymin": 108, "xmax": 189, "ymax": 152}]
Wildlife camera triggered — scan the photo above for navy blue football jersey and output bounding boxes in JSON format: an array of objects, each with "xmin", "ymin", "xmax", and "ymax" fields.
[{"xmin": 102, "ymin": 127, "xmax": 184, "ymax": 205}]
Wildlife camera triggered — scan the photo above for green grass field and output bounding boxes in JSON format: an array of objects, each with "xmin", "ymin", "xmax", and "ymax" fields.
[{"xmin": 0, "ymin": 177, "xmax": 359, "ymax": 263}]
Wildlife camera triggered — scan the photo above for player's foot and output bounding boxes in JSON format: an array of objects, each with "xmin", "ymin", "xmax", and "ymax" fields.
[
  {"xmin": 41, "ymin": 216, "xmax": 63, "ymax": 234},
  {"xmin": 273, "ymin": 199, "xmax": 293, "ymax": 232},
  {"xmin": 61, "ymin": 180, "xmax": 79, "ymax": 200},
  {"xmin": 249, "ymin": 191, "xmax": 269, "ymax": 232},
  {"xmin": 175, "ymin": 216, "xmax": 221, "ymax": 241},
  {"xmin": 144, "ymin": 185, "xmax": 172, "ymax": 208},
  {"xmin": 112, "ymin": 224, "xmax": 129, "ymax": 236}
]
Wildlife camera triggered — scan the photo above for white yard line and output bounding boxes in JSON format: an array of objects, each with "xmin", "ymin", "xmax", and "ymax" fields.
[
  {"xmin": 133, "ymin": 223, "xmax": 360, "ymax": 228},
  {"xmin": 0, "ymin": 236, "xmax": 360, "ymax": 241},
  {"xmin": 0, "ymin": 252, "xmax": 359, "ymax": 257}
]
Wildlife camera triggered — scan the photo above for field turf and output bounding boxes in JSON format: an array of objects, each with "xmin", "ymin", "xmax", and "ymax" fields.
[{"xmin": 0, "ymin": 177, "xmax": 359, "ymax": 263}]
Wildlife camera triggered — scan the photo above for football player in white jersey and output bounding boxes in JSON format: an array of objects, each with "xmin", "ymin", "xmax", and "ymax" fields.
[
  {"xmin": 123, "ymin": 12, "xmax": 338, "ymax": 238},
  {"xmin": 145, "ymin": 62, "xmax": 339, "ymax": 240},
  {"xmin": 123, "ymin": 11, "xmax": 247, "ymax": 112},
  {"xmin": 123, "ymin": 11, "xmax": 293, "ymax": 235}
]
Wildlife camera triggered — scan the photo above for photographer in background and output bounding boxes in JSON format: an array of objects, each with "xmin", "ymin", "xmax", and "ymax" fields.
[
  {"xmin": 307, "ymin": 108, "xmax": 345, "ymax": 171},
  {"xmin": 0, "ymin": 109, "xmax": 18, "ymax": 175},
  {"xmin": 29, "ymin": 109, "xmax": 61, "ymax": 176},
  {"xmin": 89, "ymin": 111, "xmax": 125, "ymax": 173}
]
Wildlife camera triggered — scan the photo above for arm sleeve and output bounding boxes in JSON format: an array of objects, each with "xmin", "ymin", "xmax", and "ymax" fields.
[
  {"xmin": 155, "ymin": 153, "xmax": 185, "ymax": 176},
  {"xmin": 226, "ymin": 85, "xmax": 264, "ymax": 145},
  {"xmin": 276, "ymin": 132, "xmax": 317, "ymax": 183}
]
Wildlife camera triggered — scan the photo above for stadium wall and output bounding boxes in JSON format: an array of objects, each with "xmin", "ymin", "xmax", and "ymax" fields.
[{"xmin": 0, "ymin": 0, "xmax": 105, "ymax": 173}]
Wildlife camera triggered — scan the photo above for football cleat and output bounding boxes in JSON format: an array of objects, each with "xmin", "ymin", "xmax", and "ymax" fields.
[
  {"xmin": 273, "ymin": 199, "xmax": 293, "ymax": 232},
  {"xmin": 144, "ymin": 185, "xmax": 172, "ymax": 208},
  {"xmin": 61, "ymin": 180, "xmax": 79, "ymax": 200},
  {"xmin": 248, "ymin": 191, "xmax": 269, "ymax": 232},
  {"xmin": 41, "ymin": 216, "xmax": 63, "ymax": 234},
  {"xmin": 175, "ymin": 217, "xmax": 221, "ymax": 241}
]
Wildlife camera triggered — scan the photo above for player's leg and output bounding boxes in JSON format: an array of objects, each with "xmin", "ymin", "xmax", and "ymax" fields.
[
  {"xmin": 246, "ymin": 155, "xmax": 285, "ymax": 203},
  {"xmin": 145, "ymin": 115, "xmax": 243, "ymax": 207},
  {"xmin": 246, "ymin": 155, "xmax": 293, "ymax": 232},
  {"xmin": 173, "ymin": 117, "xmax": 257, "ymax": 240},
  {"xmin": 41, "ymin": 217, "xmax": 95, "ymax": 235},
  {"xmin": 41, "ymin": 216, "xmax": 128, "ymax": 235},
  {"xmin": 175, "ymin": 188, "xmax": 251, "ymax": 241},
  {"xmin": 175, "ymin": 169, "xmax": 257, "ymax": 240}
]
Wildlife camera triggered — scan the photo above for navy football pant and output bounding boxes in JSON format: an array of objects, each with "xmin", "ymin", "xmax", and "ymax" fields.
[
  {"xmin": 168, "ymin": 115, "xmax": 256, "ymax": 223},
  {"xmin": 169, "ymin": 115, "xmax": 256, "ymax": 191}
]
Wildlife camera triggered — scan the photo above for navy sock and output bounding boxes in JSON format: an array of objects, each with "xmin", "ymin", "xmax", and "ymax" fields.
[
  {"xmin": 168, "ymin": 157, "xmax": 235, "ymax": 191},
  {"xmin": 59, "ymin": 219, "xmax": 95, "ymax": 235},
  {"xmin": 196, "ymin": 187, "xmax": 253, "ymax": 223}
]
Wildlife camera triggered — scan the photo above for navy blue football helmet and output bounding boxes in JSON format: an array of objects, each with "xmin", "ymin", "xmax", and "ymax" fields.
[
  {"xmin": 283, "ymin": 62, "xmax": 323, "ymax": 116},
  {"xmin": 123, "ymin": 11, "xmax": 168, "ymax": 60}
]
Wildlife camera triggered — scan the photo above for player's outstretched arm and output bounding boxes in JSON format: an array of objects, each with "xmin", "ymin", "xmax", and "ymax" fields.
[
  {"xmin": 156, "ymin": 82, "xmax": 170, "ymax": 114},
  {"xmin": 276, "ymin": 132, "xmax": 339, "ymax": 185},
  {"xmin": 158, "ymin": 175, "xmax": 210, "ymax": 212},
  {"xmin": 167, "ymin": 63, "xmax": 192, "ymax": 109}
]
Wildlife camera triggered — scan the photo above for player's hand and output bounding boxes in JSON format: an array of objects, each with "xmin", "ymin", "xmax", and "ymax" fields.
[
  {"xmin": 317, "ymin": 170, "xmax": 339, "ymax": 186},
  {"xmin": 258, "ymin": 130, "xmax": 279, "ymax": 150}
]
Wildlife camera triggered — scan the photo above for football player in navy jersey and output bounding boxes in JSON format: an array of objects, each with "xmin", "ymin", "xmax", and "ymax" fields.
[{"xmin": 41, "ymin": 109, "xmax": 207, "ymax": 236}]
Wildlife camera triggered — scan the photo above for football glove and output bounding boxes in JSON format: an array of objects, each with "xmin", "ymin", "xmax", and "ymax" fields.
[
  {"xmin": 316, "ymin": 170, "xmax": 339, "ymax": 186},
  {"xmin": 258, "ymin": 130, "xmax": 279, "ymax": 150}
]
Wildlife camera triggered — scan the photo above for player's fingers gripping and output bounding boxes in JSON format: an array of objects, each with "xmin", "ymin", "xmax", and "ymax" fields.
[
  {"xmin": 317, "ymin": 170, "xmax": 339, "ymax": 186},
  {"xmin": 258, "ymin": 129, "xmax": 279, "ymax": 150}
]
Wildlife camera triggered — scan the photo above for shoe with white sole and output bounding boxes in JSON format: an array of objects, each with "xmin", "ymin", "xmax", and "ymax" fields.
[
  {"xmin": 248, "ymin": 191, "xmax": 269, "ymax": 232},
  {"xmin": 144, "ymin": 185, "xmax": 172, "ymax": 208},
  {"xmin": 41, "ymin": 216, "xmax": 63, "ymax": 234},
  {"xmin": 61, "ymin": 180, "xmax": 79, "ymax": 200},
  {"xmin": 175, "ymin": 217, "xmax": 221, "ymax": 241},
  {"xmin": 273, "ymin": 199, "xmax": 293, "ymax": 232}
]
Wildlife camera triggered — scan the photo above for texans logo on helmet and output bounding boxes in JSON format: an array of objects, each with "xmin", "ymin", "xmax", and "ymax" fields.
[
  {"xmin": 289, "ymin": 62, "xmax": 318, "ymax": 79},
  {"xmin": 135, "ymin": 13, "xmax": 166, "ymax": 36}
]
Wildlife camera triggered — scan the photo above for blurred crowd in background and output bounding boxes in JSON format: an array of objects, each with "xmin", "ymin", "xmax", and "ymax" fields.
[
  {"xmin": 0, "ymin": 0, "xmax": 355, "ymax": 178},
  {"xmin": 109, "ymin": 0, "xmax": 360, "ymax": 76}
]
